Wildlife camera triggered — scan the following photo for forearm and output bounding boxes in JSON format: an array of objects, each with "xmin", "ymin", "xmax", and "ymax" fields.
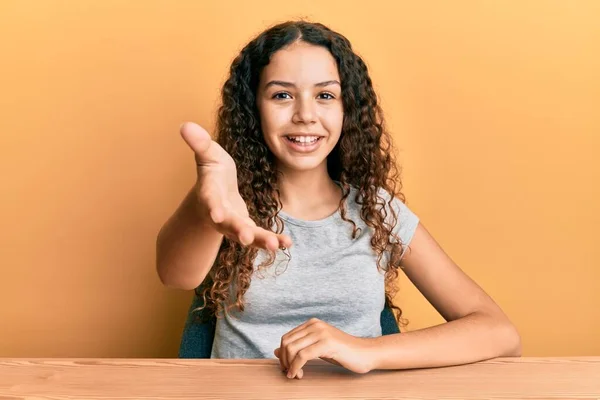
[
  {"xmin": 156, "ymin": 187, "xmax": 223, "ymax": 290},
  {"xmin": 367, "ymin": 311, "xmax": 521, "ymax": 371}
]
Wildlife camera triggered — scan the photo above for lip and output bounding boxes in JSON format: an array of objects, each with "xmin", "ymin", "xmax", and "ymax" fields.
[{"xmin": 281, "ymin": 135, "xmax": 324, "ymax": 153}]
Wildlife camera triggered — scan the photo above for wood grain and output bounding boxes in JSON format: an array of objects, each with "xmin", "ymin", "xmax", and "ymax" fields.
[{"xmin": 0, "ymin": 357, "xmax": 599, "ymax": 399}]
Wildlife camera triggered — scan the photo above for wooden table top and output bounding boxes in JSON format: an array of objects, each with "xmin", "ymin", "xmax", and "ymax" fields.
[{"xmin": 1, "ymin": 357, "xmax": 599, "ymax": 399}]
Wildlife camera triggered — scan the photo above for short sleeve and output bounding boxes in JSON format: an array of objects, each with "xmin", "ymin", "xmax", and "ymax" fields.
[
  {"xmin": 392, "ymin": 198, "xmax": 420, "ymax": 256},
  {"xmin": 378, "ymin": 188, "xmax": 420, "ymax": 259}
]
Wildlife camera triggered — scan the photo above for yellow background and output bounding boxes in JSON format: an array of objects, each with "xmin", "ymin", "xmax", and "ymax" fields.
[{"xmin": 1, "ymin": 1, "xmax": 598, "ymax": 357}]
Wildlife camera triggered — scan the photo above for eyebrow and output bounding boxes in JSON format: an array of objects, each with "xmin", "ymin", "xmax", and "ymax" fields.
[{"xmin": 264, "ymin": 80, "xmax": 341, "ymax": 89}]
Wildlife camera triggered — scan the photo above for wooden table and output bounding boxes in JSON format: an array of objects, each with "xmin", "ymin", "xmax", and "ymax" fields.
[{"xmin": 1, "ymin": 357, "xmax": 599, "ymax": 399}]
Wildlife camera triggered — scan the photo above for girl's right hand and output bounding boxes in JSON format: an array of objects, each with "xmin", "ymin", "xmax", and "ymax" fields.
[{"xmin": 180, "ymin": 122, "xmax": 292, "ymax": 252}]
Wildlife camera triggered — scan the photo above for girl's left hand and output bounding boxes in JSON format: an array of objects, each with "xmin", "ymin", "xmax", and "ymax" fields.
[{"xmin": 274, "ymin": 318, "xmax": 375, "ymax": 379}]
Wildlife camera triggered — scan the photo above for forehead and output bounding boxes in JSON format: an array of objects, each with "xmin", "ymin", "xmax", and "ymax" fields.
[{"xmin": 260, "ymin": 41, "xmax": 340, "ymax": 84}]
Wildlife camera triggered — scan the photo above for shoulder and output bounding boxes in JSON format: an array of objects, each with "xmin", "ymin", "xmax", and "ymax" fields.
[
  {"xmin": 376, "ymin": 187, "xmax": 421, "ymax": 249},
  {"xmin": 343, "ymin": 184, "xmax": 419, "ymax": 245},
  {"xmin": 344, "ymin": 185, "xmax": 417, "ymax": 220},
  {"xmin": 375, "ymin": 187, "xmax": 417, "ymax": 218}
]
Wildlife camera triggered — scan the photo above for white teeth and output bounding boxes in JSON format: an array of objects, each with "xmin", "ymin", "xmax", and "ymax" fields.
[{"xmin": 288, "ymin": 136, "xmax": 319, "ymax": 144}]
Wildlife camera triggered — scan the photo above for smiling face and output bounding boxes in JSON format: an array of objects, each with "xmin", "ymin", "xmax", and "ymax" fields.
[{"xmin": 256, "ymin": 40, "xmax": 344, "ymax": 175}]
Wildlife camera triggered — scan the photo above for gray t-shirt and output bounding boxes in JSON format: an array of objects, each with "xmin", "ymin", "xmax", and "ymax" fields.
[{"xmin": 210, "ymin": 186, "xmax": 420, "ymax": 359}]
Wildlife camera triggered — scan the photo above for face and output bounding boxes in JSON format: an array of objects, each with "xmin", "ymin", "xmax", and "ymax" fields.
[{"xmin": 256, "ymin": 41, "xmax": 344, "ymax": 174}]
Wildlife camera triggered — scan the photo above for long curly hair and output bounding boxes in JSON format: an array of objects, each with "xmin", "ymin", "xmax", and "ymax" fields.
[{"xmin": 194, "ymin": 20, "xmax": 410, "ymax": 328}]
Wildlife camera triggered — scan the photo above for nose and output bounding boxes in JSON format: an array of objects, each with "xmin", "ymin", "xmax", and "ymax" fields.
[{"xmin": 292, "ymin": 96, "xmax": 317, "ymax": 124}]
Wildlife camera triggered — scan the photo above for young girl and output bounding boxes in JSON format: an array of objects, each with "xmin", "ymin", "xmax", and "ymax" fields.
[{"xmin": 156, "ymin": 20, "xmax": 521, "ymax": 380}]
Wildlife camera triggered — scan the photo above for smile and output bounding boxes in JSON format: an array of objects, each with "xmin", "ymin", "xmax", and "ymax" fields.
[
  {"xmin": 282, "ymin": 135, "xmax": 324, "ymax": 152},
  {"xmin": 285, "ymin": 136, "xmax": 321, "ymax": 145}
]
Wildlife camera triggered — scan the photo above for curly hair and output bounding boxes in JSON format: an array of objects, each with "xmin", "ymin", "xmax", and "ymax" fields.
[{"xmin": 193, "ymin": 20, "xmax": 410, "ymax": 328}]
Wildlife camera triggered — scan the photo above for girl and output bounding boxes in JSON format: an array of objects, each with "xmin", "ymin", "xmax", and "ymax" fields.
[{"xmin": 156, "ymin": 20, "xmax": 521, "ymax": 380}]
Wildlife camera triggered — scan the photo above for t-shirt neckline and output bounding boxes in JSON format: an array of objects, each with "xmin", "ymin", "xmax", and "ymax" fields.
[{"xmin": 277, "ymin": 181, "xmax": 350, "ymax": 228}]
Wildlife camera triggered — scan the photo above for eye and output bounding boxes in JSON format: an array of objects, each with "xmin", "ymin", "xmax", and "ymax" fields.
[
  {"xmin": 318, "ymin": 92, "xmax": 335, "ymax": 100},
  {"xmin": 273, "ymin": 92, "xmax": 292, "ymax": 100}
]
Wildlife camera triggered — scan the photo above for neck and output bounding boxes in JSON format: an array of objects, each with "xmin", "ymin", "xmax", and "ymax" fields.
[{"xmin": 276, "ymin": 163, "xmax": 342, "ymax": 220}]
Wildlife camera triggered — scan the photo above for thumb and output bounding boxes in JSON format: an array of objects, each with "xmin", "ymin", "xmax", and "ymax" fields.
[{"xmin": 179, "ymin": 122, "xmax": 219, "ymax": 164}]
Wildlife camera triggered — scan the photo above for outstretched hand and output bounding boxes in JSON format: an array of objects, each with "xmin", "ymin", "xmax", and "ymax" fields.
[{"xmin": 180, "ymin": 122, "xmax": 292, "ymax": 252}]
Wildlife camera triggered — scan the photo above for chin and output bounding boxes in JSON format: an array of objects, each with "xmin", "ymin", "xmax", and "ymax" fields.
[{"xmin": 279, "ymin": 157, "xmax": 326, "ymax": 173}]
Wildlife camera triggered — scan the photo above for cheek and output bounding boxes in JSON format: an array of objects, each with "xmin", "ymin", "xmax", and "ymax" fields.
[
  {"xmin": 322, "ymin": 107, "xmax": 344, "ymax": 136},
  {"xmin": 260, "ymin": 103, "xmax": 291, "ymax": 133}
]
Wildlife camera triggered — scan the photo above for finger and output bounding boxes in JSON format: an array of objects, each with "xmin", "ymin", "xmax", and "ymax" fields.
[
  {"xmin": 203, "ymin": 193, "xmax": 226, "ymax": 224},
  {"xmin": 284, "ymin": 318, "xmax": 320, "ymax": 339},
  {"xmin": 278, "ymin": 233, "xmax": 293, "ymax": 249},
  {"xmin": 288, "ymin": 339, "xmax": 327, "ymax": 379},
  {"xmin": 243, "ymin": 219, "xmax": 291, "ymax": 251},
  {"xmin": 279, "ymin": 319, "xmax": 320, "ymax": 369},
  {"xmin": 180, "ymin": 122, "xmax": 211, "ymax": 154},
  {"xmin": 179, "ymin": 122, "xmax": 220, "ymax": 165},
  {"xmin": 237, "ymin": 222, "xmax": 290, "ymax": 252},
  {"xmin": 281, "ymin": 329, "xmax": 313, "ymax": 371},
  {"xmin": 229, "ymin": 215, "xmax": 255, "ymax": 246},
  {"xmin": 215, "ymin": 211, "xmax": 255, "ymax": 246},
  {"xmin": 274, "ymin": 348, "xmax": 285, "ymax": 372},
  {"xmin": 251, "ymin": 228, "xmax": 282, "ymax": 252},
  {"xmin": 216, "ymin": 209, "xmax": 272, "ymax": 249},
  {"xmin": 243, "ymin": 217, "xmax": 257, "ymax": 227},
  {"xmin": 284, "ymin": 332, "xmax": 319, "ymax": 377},
  {"xmin": 263, "ymin": 231, "xmax": 293, "ymax": 252},
  {"xmin": 279, "ymin": 338, "xmax": 289, "ymax": 371}
]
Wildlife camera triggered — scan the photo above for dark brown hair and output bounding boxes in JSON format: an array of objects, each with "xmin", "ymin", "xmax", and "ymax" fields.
[{"xmin": 195, "ymin": 20, "xmax": 409, "ymax": 327}]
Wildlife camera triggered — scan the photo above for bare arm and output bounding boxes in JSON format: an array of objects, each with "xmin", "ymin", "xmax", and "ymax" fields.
[
  {"xmin": 156, "ymin": 187, "xmax": 223, "ymax": 290},
  {"xmin": 155, "ymin": 122, "xmax": 292, "ymax": 291},
  {"xmin": 368, "ymin": 222, "xmax": 521, "ymax": 370}
]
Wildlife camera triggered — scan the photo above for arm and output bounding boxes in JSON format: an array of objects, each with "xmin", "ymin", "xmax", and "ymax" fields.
[
  {"xmin": 156, "ymin": 187, "xmax": 223, "ymax": 290},
  {"xmin": 156, "ymin": 122, "xmax": 293, "ymax": 291},
  {"xmin": 276, "ymin": 221, "xmax": 521, "ymax": 379},
  {"xmin": 367, "ymin": 222, "xmax": 521, "ymax": 370}
]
